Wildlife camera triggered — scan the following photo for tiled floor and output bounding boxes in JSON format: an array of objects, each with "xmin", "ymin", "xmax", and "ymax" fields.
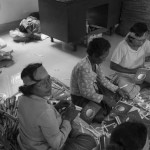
[{"xmin": 0, "ymin": 32, "xmax": 124, "ymax": 97}]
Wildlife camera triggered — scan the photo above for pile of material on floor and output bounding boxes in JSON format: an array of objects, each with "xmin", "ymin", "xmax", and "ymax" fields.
[{"xmin": 9, "ymin": 12, "xmax": 42, "ymax": 42}]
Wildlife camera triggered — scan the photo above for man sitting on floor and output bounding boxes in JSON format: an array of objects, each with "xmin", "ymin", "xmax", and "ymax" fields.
[{"xmin": 110, "ymin": 22, "xmax": 150, "ymax": 99}]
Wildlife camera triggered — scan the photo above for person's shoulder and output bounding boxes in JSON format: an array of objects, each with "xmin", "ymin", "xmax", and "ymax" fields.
[
  {"xmin": 17, "ymin": 95, "xmax": 30, "ymax": 107},
  {"xmin": 144, "ymin": 39, "xmax": 150, "ymax": 46},
  {"xmin": 74, "ymin": 57, "xmax": 90, "ymax": 73},
  {"xmin": 141, "ymin": 40, "xmax": 150, "ymax": 52},
  {"xmin": 75, "ymin": 57, "xmax": 87, "ymax": 68},
  {"xmin": 118, "ymin": 39, "xmax": 127, "ymax": 47},
  {"xmin": 18, "ymin": 95, "xmax": 28, "ymax": 101},
  {"xmin": 114, "ymin": 40, "xmax": 127, "ymax": 53}
]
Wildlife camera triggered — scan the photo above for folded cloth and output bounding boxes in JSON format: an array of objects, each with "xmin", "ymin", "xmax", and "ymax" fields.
[
  {"xmin": 9, "ymin": 29, "xmax": 30, "ymax": 42},
  {"xmin": 0, "ymin": 38, "xmax": 7, "ymax": 49},
  {"xmin": 0, "ymin": 59, "xmax": 14, "ymax": 68}
]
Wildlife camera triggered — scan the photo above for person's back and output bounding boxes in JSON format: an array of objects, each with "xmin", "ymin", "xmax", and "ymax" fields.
[
  {"xmin": 70, "ymin": 58, "xmax": 87, "ymax": 98},
  {"xmin": 18, "ymin": 95, "xmax": 61, "ymax": 150}
]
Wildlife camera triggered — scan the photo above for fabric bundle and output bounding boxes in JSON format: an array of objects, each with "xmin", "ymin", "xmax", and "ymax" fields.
[{"xmin": 0, "ymin": 38, "xmax": 14, "ymax": 68}]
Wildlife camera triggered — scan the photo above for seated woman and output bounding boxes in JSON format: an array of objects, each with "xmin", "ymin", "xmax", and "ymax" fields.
[
  {"xmin": 106, "ymin": 122, "xmax": 149, "ymax": 150},
  {"xmin": 70, "ymin": 37, "xmax": 126, "ymax": 123},
  {"xmin": 17, "ymin": 63, "xmax": 96, "ymax": 150}
]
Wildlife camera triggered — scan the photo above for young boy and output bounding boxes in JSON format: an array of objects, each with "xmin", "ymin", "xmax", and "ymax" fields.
[{"xmin": 110, "ymin": 22, "xmax": 150, "ymax": 99}]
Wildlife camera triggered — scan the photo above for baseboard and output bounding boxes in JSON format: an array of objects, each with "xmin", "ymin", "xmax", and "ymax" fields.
[{"xmin": 0, "ymin": 20, "xmax": 21, "ymax": 34}]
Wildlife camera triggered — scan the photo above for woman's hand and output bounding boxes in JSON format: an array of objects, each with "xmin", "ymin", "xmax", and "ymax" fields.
[
  {"xmin": 116, "ymin": 88, "xmax": 129, "ymax": 99},
  {"xmin": 54, "ymin": 100, "xmax": 71, "ymax": 111},
  {"xmin": 62, "ymin": 104, "xmax": 79, "ymax": 122}
]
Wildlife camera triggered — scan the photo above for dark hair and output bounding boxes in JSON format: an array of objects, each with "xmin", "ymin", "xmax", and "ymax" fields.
[
  {"xmin": 130, "ymin": 22, "xmax": 148, "ymax": 37},
  {"xmin": 87, "ymin": 37, "xmax": 111, "ymax": 58},
  {"xmin": 19, "ymin": 63, "xmax": 42, "ymax": 96},
  {"xmin": 29, "ymin": 12, "xmax": 40, "ymax": 20},
  {"xmin": 106, "ymin": 122, "xmax": 147, "ymax": 150}
]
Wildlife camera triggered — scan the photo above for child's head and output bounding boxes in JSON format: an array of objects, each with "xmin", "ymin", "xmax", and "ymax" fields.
[
  {"xmin": 127, "ymin": 22, "xmax": 148, "ymax": 47},
  {"xmin": 106, "ymin": 122, "xmax": 149, "ymax": 150},
  {"xmin": 130, "ymin": 22, "xmax": 148, "ymax": 37},
  {"xmin": 87, "ymin": 37, "xmax": 111, "ymax": 64}
]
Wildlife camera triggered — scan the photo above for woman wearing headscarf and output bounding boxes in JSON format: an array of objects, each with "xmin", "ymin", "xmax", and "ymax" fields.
[{"xmin": 17, "ymin": 63, "xmax": 96, "ymax": 150}]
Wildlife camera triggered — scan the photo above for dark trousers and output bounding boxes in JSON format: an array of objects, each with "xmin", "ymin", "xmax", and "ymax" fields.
[
  {"xmin": 62, "ymin": 131, "xmax": 97, "ymax": 150},
  {"xmin": 71, "ymin": 94, "xmax": 111, "ymax": 123},
  {"xmin": 71, "ymin": 80, "xmax": 120, "ymax": 123}
]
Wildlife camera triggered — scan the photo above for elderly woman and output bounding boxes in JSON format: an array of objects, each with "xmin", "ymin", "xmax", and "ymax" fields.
[
  {"xmin": 70, "ymin": 38, "xmax": 126, "ymax": 123},
  {"xmin": 17, "ymin": 63, "xmax": 96, "ymax": 150},
  {"xmin": 110, "ymin": 22, "xmax": 150, "ymax": 99}
]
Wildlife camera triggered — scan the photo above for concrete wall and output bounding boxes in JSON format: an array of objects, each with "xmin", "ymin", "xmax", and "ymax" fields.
[{"xmin": 0, "ymin": 0, "xmax": 39, "ymax": 25}]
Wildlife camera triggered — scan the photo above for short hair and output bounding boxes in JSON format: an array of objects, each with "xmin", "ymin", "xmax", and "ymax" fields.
[
  {"xmin": 106, "ymin": 122, "xmax": 147, "ymax": 150},
  {"xmin": 87, "ymin": 37, "xmax": 111, "ymax": 58},
  {"xmin": 19, "ymin": 63, "xmax": 42, "ymax": 96},
  {"xmin": 29, "ymin": 12, "xmax": 40, "ymax": 20},
  {"xmin": 130, "ymin": 22, "xmax": 148, "ymax": 37}
]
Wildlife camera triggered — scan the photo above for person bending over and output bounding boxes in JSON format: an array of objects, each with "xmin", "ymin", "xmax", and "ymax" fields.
[{"xmin": 70, "ymin": 37, "xmax": 126, "ymax": 123}]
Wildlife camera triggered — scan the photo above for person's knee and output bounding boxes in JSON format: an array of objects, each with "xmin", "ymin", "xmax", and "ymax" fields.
[
  {"xmin": 75, "ymin": 134, "xmax": 97, "ymax": 150},
  {"xmin": 64, "ymin": 134, "xmax": 97, "ymax": 150}
]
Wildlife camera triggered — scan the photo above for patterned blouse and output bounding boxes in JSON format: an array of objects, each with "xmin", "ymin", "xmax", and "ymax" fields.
[{"xmin": 70, "ymin": 56, "xmax": 119, "ymax": 103}]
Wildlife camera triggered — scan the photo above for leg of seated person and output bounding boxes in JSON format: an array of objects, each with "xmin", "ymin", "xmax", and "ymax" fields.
[
  {"xmin": 62, "ymin": 133, "xmax": 97, "ymax": 150},
  {"xmin": 71, "ymin": 94, "xmax": 89, "ymax": 108},
  {"xmin": 93, "ymin": 101, "xmax": 112, "ymax": 123}
]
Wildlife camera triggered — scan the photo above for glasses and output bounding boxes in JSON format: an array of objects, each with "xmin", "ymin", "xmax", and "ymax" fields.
[
  {"xmin": 128, "ymin": 35, "xmax": 146, "ymax": 43},
  {"xmin": 35, "ymin": 75, "xmax": 52, "ymax": 88}
]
